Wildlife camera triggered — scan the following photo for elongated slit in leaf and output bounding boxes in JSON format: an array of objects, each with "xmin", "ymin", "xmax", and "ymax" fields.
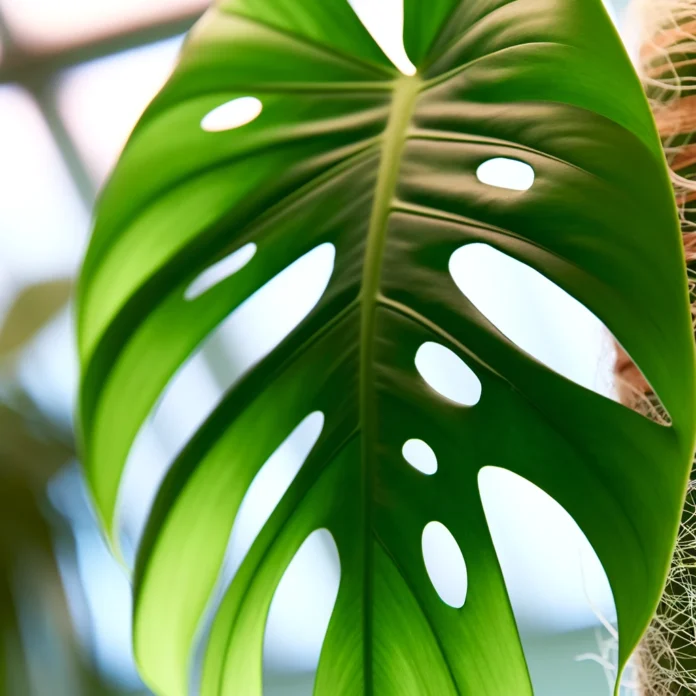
[
  {"xmin": 263, "ymin": 529, "xmax": 341, "ymax": 682},
  {"xmin": 449, "ymin": 243, "xmax": 671, "ymax": 423},
  {"xmin": 478, "ymin": 466, "xmax": 616, "ymax": 634},
  {"xmin": 190, "ymin": 414, "xmax": 327, "ymax": 694},
  {"xmin": 184, "ymin": 243, "xmax": 257, "ymax": 300},
  {"xmin": 118, "ymin": 246, "xmax": 335, "ymax": 548}
]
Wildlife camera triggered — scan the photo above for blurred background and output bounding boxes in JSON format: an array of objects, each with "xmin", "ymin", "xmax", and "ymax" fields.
[{"xmin": 0, "ymin": 0, "xmax": 642, "ymax": 694}]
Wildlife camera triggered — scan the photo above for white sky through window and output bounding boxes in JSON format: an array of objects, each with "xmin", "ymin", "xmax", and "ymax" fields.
[
  {"xmin": 1, "ymin": 0, "xmax": 208, "ymax": 49},
  {"xmin": 57, "ymin": 37, "xmax": 184, "ymax": 185}
]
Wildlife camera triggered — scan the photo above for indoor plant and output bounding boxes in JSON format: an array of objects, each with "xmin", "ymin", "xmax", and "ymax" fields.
[{"xmin": 76, "ymin": 0, "xmax": 696, "ymax": 693}]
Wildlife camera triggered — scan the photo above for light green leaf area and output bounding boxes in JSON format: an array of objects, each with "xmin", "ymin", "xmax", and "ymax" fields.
[{"xmin": 76, "ymin": 0, "xmax": 696, "ymax": 694}]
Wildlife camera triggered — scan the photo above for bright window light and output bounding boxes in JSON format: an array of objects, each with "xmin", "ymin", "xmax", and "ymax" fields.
[
  {"xmin": 1, "ymin": 0, "xmax": 208, "ymax": 50},
  {"xmin": 0, "ymin": 86, "xmax": 87, "ymax": 318},
  {"xmin": 57, "ymin": 38, "xmax": 184, "ymax": 185},
  {"xmin": 348, "ymin": 0, "xmax": 416, "ymax": 75}
]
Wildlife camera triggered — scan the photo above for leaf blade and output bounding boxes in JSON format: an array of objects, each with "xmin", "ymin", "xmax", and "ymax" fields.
[{"xmin": 76, "ymin": 1, "xmax": 696, "ymax": 694}]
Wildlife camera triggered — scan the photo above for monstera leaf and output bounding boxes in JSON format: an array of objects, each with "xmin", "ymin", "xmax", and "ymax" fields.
[{"xmin": 76, "ymin": 0, "xmax": 696, "ymax": 694}]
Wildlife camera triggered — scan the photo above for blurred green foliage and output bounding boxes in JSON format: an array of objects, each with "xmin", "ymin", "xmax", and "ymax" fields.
[{"xmin": 0, "ymin": 283, "xmax": 147, "ymax": 696}]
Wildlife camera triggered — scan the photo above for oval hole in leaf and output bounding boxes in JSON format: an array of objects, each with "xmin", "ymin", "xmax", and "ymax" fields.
[
  {"xmin": 200, "ymin": 96, "xmax": 263, "ymax": 132},
  {"xmin": 415, "ymin": 342, "xmax": 482, "ymax": 406},
  {"xmin": 184, "ymin": 243, "xmax": 256, "ymax": 300},
  {"xmin": 478, "ymin": 466, "xmax": 616, "ymax": 635},
  {"xmin": 422, "ymin": 521, "xmax": 467, "ymax": 608},
  {"xmin": 348, "ymin": 0, "xmax": 416, "ymax": 75},
  {"xmin": 476, "ymin": 158, "xmax": 535, "ymax": 191},
  {"xmin": 449, "ymin": 243, "xmax": 667, "ymax": 422},
  {"xmin": 263, "ymin": 529, "xmax": 340, "ymax": 676},
  {"xmin": 402, "ymin": 438, "xmax": 437, "ymax": 475},
  {"xmin": 118, "ymin": 245, "xmax": 336, "ymax": 551}
]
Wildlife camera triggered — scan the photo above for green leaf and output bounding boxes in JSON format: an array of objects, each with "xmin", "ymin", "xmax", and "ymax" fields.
[
  {"xmin": 0, "ymin": 279, "xmax": 72, "ymax": 358},
  {"xmin": 76, "ymin": 1, "xmax": 696, "ymax": 694}
]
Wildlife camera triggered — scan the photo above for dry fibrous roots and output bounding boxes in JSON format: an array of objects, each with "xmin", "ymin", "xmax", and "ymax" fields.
[
  {"xmin": 633, "ymin": 483, "xmax": 696, "ymax": 694},
  {"xmin": 633, "ymin": 0, "xmax": 696, "ymax": 240},
  {"xmin": 621, "ymin": 1, "xmax": 696, "ymax": 694}
]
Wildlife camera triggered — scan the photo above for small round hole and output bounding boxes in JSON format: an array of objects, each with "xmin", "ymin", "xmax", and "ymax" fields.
[
  {"xmin": 402, "ymin": 439, "xmax": 437, "ymax": 475},
  {"xmin": 201, "ymin": 96, "xmax": 263, "ymax": 132},
  {"xmin": 476, "ymin": 158, "xmax": 535, "ymax": 191}
]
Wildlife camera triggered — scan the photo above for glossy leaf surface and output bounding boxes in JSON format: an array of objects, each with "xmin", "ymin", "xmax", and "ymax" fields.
[{"xmin": 76, "ymin": 0, "xmax": 696, "ymax": 694}]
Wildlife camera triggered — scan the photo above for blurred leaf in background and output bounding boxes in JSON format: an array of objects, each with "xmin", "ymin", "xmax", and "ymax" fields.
[
  {"xmin": 0, "ymin": 279, "xmax": 72, "ymax": 360},
  {"xmin": 0, "ymin": 285, "xmax": 148, "ymax": 696}
]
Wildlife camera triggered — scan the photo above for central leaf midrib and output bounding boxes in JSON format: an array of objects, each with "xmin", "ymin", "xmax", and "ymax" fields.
[{"xmin": 358, "ymin": 72, "xmax": 421, "ymax": 693}]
